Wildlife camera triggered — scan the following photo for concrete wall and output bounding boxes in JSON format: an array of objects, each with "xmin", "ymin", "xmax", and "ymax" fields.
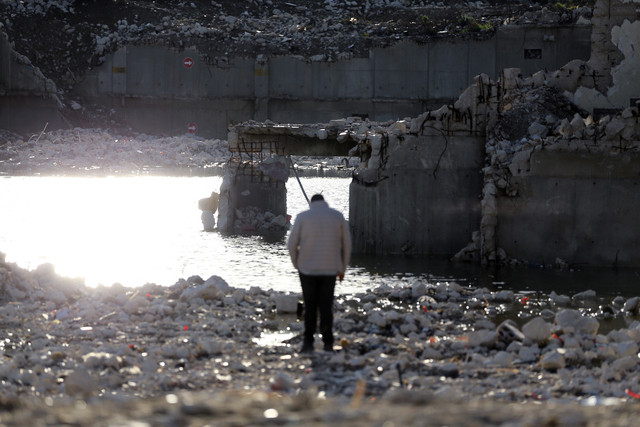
[
  {"xmin": 0, "ymin": 32, "xmax": 64, "ymax": 133},
  {"xmin": 0, "ymin": 24, "xmax": 593, "ymax": 137},
  {"xmin": 498, "ymin": 150, "xmax": 640, "ymax": 267},
  {"xmin": 350, "ymin": 134, "xmax": 485, "ymax": 255},
  {"xmin": 350, "ymin": 137, "xmax": 640, "ymax": 267},
  {"xmin": 0, "ymin": 95, "xmax": 65, "ymax": 134},
  {"xmin": 65, "ymin": 24, "xmax": 590, "ymax": 138}
]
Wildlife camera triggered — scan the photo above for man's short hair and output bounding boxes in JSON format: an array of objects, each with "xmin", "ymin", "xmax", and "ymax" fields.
[{"xmin": 310, "ymin": 194, "xmax": 324, "ymax": 202}]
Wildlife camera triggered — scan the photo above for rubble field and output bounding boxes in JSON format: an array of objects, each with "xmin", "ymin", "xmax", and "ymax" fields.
[
  {"xmin": 2, "ymin": 245, "xmax": 640, "ymax": 425},
  {"xmin": 6, "ymin": 0, "xmax": 640, "ymax": 425}
]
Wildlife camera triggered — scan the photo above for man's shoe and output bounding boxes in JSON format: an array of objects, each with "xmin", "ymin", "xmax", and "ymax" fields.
[
  {"xmin": 323, "ymin": 343, "xmax": 334, "ymax": 353},
  {"xmin": 300, "ymin": 343, "xmax": 314, "ymax": 354}
]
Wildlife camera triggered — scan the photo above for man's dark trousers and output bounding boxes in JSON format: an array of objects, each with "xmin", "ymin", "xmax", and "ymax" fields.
[{"xmin": 300, "ymin": 273, "xmax": 336, "ymax": 349}]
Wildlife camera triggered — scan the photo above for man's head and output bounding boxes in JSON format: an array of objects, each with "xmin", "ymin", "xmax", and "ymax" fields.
[{"xmin": 310, "ymin": 194, "xmax": 324, "ymax": 203}]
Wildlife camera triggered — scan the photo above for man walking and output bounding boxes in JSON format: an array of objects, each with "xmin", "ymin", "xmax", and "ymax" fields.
[{"xmin": 287, "ymin": 194, "xmax": 351, "ymax": 353}]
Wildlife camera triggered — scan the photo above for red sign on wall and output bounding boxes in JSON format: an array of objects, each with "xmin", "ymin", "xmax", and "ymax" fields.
[
  {"xmin": 187, "ymin": 123, "xmax": 198, "ymax": 133},
  {"xmin": 183, "ymin": 57, "xmax": 194, "ymax": 68}
]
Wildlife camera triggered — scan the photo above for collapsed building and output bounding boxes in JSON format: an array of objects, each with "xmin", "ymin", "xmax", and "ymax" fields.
[{"xmin": 227, "ymin": 0, "xmax": 640, "ymax": 268}]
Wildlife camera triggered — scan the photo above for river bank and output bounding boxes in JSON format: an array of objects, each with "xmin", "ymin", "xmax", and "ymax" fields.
[{"xmin": 2, "ymin": 249, "xmax": 640, "ymax": 425}]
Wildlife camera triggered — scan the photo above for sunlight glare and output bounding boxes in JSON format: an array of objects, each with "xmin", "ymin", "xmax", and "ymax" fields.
[{"xmin": 3, "ymin": 176, "xmax": 221, "ymax": 287}]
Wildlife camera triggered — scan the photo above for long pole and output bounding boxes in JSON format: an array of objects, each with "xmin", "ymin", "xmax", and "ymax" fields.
[{"xmin": 288, "ymin": 155, "xmax": 309, "ymax": 204}]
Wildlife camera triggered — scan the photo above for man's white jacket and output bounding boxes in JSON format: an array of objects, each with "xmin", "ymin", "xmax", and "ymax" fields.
[{"xmin": 287, "ymin": 200, "xmax": 351, "ymax": 276}]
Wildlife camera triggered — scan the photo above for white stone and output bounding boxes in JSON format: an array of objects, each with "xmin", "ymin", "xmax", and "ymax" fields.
[
  {"xmin": 540, "ymin": 350, "xmax": 565, "ymax": 370},
  {"xmin": 528, "ymin": 121, "xmax": 548, "ymax": 138},
  {"xmin": 531, "ymin": 70, "xmax": 546, "ymax": 87},
  {"xmin": 613, "ymin": 341, "xmax": 639, "ymax": 358},
  {"xmin": 384, "ymin": 310, "xmax": 401, "ymax": 322},
  {"xmin": 468, "ymin": 330, "xmax": 497, "ymax": 348},
  {"xmin": 232, "ymin": 288, "xmax": 246, "ymax": 304},
  {"xmin": 273, "ymin": 293, "xmax": 299, "ymax": 313},
  {"xmin": 123, "ymin": 296, "xmax": 146, "ymax": 314},
  {"xmin": 605, "ymin": 117, "xmax": 626, "ymax": 137},
  {"xmin": 611, "ymin": 355, "xmax": 638, "ymax": 373},
  {"xmin": 453, "ymin": 84, "xmax": 476, "ymax": 111},
  {"xmin": 337, "ymin": 131, "xmax": 349, "ymax": 142},
  {"xmin": 431, "ymin": 105, "xmax": 450, "ymax": 120},
  {"xmin": 502, "ymin": 68, "xmax": 522, "ymax": 89},
  {"xmin": 368, "ymin": 311, "xmax": 387, "ymax": 328},
  {"xmin": 522, "ymin": 317, "xmax": 552, "ymax": 343},
  {"xmin": 181, "ymin": 275, "xmax": 229, "ymax": 301},
  {"xmin": 82, "ymin": 352, "xmax": 123, "ymax": 369},
  {"xmin": 491, "ymin": 290, "xmax": 514, "ymax": 302},
  {"xmin": 490, "ymin": 351, "xmax": 513, "ymax": 367},
  {"xmin": 623, "ymin": 296, "xmax": 640, "ymax": 313},
  {"xmin": 270, "ymin": 372, "xmax": 296, "ymax": 391},
  {"xmin": 45, "ymin": 288, "xmax": 67, "ymax": 306},
  {"xmin": 550, "ymin": 291, "xmax": 571, "ymax": 306},
  {"xmin": 411, "ymin": 282, "xmax": 427, "ymax": 298},
  {"xmin": 555, "ymin": 309, "xmax": 599, "ymax": 336},
  {"xmin": 508, "ymin": 149, "xmax": 533, "ymax": 176},
  {"xmin": 519, "ymin": 345, "xmax": 540, "ymax": 363},
  {"xmin": 572, "ymin": 289, "xmax": 596, "ymax": 301},
  {"xmin": 316, "ymin": 128, "xmax": 328, "ymax": 139}
]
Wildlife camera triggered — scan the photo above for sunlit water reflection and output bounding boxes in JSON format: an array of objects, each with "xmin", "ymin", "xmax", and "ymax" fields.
[
  {"xmin": 0, "ymin": 176, "xmax": 346, "ymax": 292},
  {"xmin": 1, "ymin": 176, "xmax": 639, "ymax": 299}
]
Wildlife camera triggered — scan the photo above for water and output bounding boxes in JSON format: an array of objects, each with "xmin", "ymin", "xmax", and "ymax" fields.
[{"xmin": 1, "ymin": 175, "xmax": 639, "ymax": 298}]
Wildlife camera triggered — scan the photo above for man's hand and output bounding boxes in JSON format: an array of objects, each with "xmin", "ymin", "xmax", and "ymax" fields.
[{"xmin": 338, "ymin": 273, "xmax": 344, "ymax": 282}]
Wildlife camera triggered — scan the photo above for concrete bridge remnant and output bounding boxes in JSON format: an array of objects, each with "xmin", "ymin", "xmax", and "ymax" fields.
[{"xmin": 217, "ymin": 118, "xmax": 362, "ymax": 235}]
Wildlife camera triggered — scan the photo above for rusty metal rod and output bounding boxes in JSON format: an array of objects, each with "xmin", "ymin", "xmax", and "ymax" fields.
[{"xmin": 288, "ymin": 155, "xmax": 309, "ymax": 204}]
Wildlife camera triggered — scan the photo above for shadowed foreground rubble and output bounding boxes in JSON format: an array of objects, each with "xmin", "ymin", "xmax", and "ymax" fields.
[{"xmin": 3, "ymin": 251, "xmax": 640, "ymax": 425}]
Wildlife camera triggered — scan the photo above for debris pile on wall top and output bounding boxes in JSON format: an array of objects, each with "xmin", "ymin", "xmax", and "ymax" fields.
[
  {"xmin": 0, "ymin": 0, "xmax": 593, "ymax": 95},
  {"xmin": 477, "ymin": 61, "xmax": 640, "ymax": 265}
]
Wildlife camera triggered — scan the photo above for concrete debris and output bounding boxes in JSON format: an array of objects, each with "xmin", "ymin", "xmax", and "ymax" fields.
[
  {"xmin": 555, "ymin": 309, "xmax": 600, "ymax": 337},
  {"xmin": 0, "ymin": 0, "xmax": 593, "ymax": 96},
  {"xmin": 522, "ymin": 317, "xmax": 552, "ymax": 344},
  {"xmin": 3, "ymin": 250, "xmax": 640, "ymax": 424},
  {"xmin": 273, "ymin": 293, "xmax": 300, "ymax": 313},
  {"xmin": 234, "ymin": 206, "xmax": 289, "ymax": 234},
  {"xmin": 540, "ymin": 350, "xmax": 566, "ymax": 371}
]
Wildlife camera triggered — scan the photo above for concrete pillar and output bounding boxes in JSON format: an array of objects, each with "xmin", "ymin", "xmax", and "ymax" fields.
[
  {"xmin": 349, "ymin": 134, "xmax": 485, "ymax": 256},
  {"xmin": 217, "ymin": 161, "xmax": 288, "ymax": 235}
]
